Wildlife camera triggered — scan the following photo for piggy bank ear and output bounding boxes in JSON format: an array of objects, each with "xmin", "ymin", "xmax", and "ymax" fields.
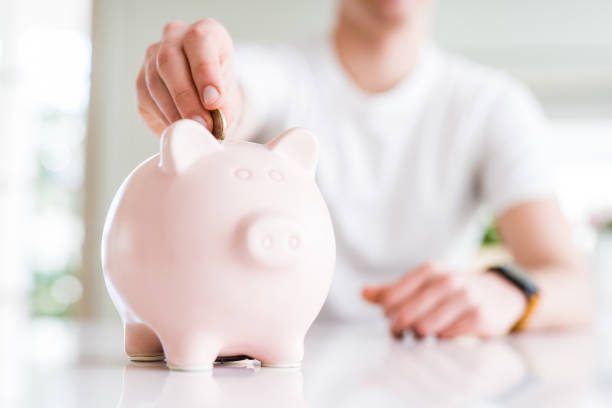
[
  {"xmin": 159, "ymin": 119, "xmax": 222, "ymax": 174},
  {"xmin": 266, "ymin": 127, "xmax": 318, "ymax": 176}
]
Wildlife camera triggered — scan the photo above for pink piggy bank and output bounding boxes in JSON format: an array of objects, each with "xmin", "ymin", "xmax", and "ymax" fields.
[{"xmin": 102, "ymin": 119, "xmax": 335, "ymax": 370}]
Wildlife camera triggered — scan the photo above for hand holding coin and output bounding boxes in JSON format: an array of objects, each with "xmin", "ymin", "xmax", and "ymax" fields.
[{"xmin": 136, "ymin": 19, "xmax": 241, "ymax": 137}]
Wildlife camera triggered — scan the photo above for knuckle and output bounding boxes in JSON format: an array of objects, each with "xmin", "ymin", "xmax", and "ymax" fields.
[
  {"xmin": 145, "ymin": 42, "xmax": 159, "ymax": 57},
  {"xmin": 381, "ymin": 291, "xmax": 397, "ymax": 308},
  {"xmin": 173, "ymin": 88, "xmax": 195, "ymax": 106},
  {"xmin": 185, "ymin": 24, "xmax": 214, "ymax": 44},
  {"xmin": 381, "ymin": 296, "xmax": 393, "ymax": 311},
  {"xmin": 163, "ymin": 20, "xmax": 185, "ymax": 35},
  {"xmin": 196, "ymin": 18, "xmax": 233, "ymax": 50},
  {"xmin": 135, "ymin": 71, "xmax": 146, "ymax": 92},
  {"xmin": 417, "ymin": 262, "xmax": 438, "ymax": 277},
  {"xmin": 193, "ymin": 60, "xmax": 216, "ymax": 77},
  {"xmin": 144, "ymin": 67, "xmax": 161, "ymax": 91},
  {"xmin": 156, "ymin": 47, "xmax": 179, "ymax": 71},
  {"xmin": 145, "ymin": 57, "xmax": 157, "ymax": 75},
  {"xmin": 433, "ymin": 273, "xmax": 453, "ymax": 288},
  {"xmin": 195, "ymin": 17, "xmax": 218, "ymax": 28}
]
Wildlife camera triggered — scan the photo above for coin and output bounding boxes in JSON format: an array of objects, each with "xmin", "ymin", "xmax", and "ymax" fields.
[{"xmin": 210, "ymin": 108, "xmax": 226, "ymax": 140}]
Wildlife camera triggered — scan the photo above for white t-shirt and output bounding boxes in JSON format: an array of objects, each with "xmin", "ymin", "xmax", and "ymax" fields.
[{"xmin": 235, "ymin": 37, "xmax": 554, "ymax": 322}]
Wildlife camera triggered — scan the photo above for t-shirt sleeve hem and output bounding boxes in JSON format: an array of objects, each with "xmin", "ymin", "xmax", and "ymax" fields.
[{"xmin": 488, "ymin": 188, "xmax": 557, "ymax": 218}]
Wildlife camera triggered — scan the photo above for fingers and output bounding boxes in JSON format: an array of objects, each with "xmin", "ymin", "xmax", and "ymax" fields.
[
  {"xmin": 182, "ymin": 19, "xmax": 229, "ymax": 110},
  {"xmin": 136, "ymin": 65, "xmax": 168, "ymax": 135},
  {"xmin": 362, "ymin": 286, "xmax": 382, "ymax": 303},
  {"xmin": 381, "ymin": 263, "xmax": 439, "ymax": 316},
  {"xmin": 144, "ymin": 43, "xmax": 181, "ymax": 124},
  {"xmin": 412, "ymin": 289, "xmax": 472, "ymax": 337},
  {"xmin": 156, "ymin": 21, "xmax": 213, "ymax": 129},
  {"xmin": 363, "ymin": 262, "xmax": 497, "ymax": 339},
  {"xmin": 363, "ymin": 263, "xmax": 435, "ymax": 306},
  {"xmin": 389, "ymin": 274, "xmax": 456, "ymax": 337},
  {"xmin": 137, "ymin": 18, "xmax": 238, "ymax": 136},
  {"xmin": 438, "ymin": 308, "xmax": 480, "ymax": 339},
  {"xmin": 136, "ymin": 44, "xmax": 172, "ymax": 135}
]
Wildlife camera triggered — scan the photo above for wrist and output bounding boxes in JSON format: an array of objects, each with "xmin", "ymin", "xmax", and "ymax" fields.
[
  {"xmin": 482, "ymin": 271, "xmax": 527, "ymax": 323},
  {"xmin": 486, "ymin": 265, "xmax": 540, "ymax": 333}
]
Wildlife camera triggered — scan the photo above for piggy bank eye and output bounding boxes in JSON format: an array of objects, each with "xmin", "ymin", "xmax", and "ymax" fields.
[
  {"xmin": 268, "ymin": 169, "xmax": 284, "ymax": 182},
  {"xmin": 234, "ymin": 168, "xmax": 252, "ymax": 180},
  {"xmin": 288, "ymin": 235, "xmax": 300, "ymax": 249}
]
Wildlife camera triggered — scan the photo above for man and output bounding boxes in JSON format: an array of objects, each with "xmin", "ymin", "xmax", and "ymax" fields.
[{"xmin": 135, "ymin": 0, "xmax": 592, "ymax": 338}]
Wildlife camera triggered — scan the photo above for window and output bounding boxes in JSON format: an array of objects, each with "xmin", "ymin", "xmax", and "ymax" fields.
[{"xmin": 0, "ymin": 0, "xmax": 91, "ymax": 318}]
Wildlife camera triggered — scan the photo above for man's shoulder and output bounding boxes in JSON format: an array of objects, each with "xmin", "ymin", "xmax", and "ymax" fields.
[{"xmin": 429, "ymin": 45, "xmax": 533, "ymax": 104}]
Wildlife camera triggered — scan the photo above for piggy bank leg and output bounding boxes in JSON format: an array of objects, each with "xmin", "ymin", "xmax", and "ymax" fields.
[
  {"xmin": 255, "ymin": 340, "xmax": 304, "ymax": 368},
  {"xmin": 125, "ymin": 322, "xmax": 164, "ymax": 361},
  {"xmin": 161, "ymin": 332, "xmax": 221, "ymax": 371}
]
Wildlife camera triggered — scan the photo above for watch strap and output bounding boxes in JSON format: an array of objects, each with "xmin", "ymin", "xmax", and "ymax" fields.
[{"xmin": 487, "ymin": 264, "xmax": 540, "ymax": 333}]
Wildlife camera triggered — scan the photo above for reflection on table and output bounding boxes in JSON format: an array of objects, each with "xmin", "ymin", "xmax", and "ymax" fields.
[{"xmin": 2, "ymin": 319, "xmax": 611, "ymax": 408}]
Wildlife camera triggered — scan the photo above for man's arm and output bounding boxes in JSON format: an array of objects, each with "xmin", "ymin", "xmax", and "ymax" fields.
[
  {"xmin": 497, "ymin": 199, "xmax": 594, "ymax": 330},
  {"xmin": 362, "ymin": 199, "xmax": 594, "ymax": 338}
]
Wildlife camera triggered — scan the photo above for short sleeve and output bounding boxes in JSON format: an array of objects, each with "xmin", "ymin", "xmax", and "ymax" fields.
[{"xmin": 478, "ymin": 79, "xmax": 556, "ymax": 216}]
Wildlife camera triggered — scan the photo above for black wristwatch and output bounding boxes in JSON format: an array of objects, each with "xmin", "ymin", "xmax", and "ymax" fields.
[{"xmin": 487, "ymin": 264, "xmax": 540, "ymax": 332}]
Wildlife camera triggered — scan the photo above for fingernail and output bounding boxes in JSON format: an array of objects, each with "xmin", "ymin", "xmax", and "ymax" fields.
[
  {"xmin": 191, "ymin": 115, "xmax": 207, "ymax": 127},
  {"xmin": 203, "ymin": 85, "xmax": 219, "ymax": 105}
]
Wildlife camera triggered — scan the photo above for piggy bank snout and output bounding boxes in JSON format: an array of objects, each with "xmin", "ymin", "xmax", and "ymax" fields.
[{"xmin": 244, "ymin": 215, "xmax": 304, "ymax": 267}]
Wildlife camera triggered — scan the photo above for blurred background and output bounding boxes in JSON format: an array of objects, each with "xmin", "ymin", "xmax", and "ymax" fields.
[{"xmin": 1, "ymin": 0, "xmax": 611, "ymax": 388}]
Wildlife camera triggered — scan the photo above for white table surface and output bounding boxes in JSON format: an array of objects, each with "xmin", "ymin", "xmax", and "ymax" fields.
[{"xmin": 2, "ymin": 318, "xmax": 612, "ymax": 408}]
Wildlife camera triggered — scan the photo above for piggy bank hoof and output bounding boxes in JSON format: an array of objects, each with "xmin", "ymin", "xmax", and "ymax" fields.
[
  {"xmin": 166, "ymin": 362, "xmax": 213, "ymax": 371},
  {"xmin": 128, "ymin": 353, "xmax": 165, "ymax": 362}
]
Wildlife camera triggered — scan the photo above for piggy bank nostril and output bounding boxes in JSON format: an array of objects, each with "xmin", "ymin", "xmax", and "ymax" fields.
[
  {"xmin": 244, "ymin": 215, "xmax": 304, "ymax": 266},
  {"xmin": 288, "ymin": 235, "xmax": 300, "ymax": 249},
  {"xmin": 268, "ymin": 169, "xmax": 284, "ymax": 182}
]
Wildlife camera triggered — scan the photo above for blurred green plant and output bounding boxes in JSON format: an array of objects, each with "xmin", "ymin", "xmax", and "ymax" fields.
[
  {"xmin": 32, "ymin": 266, "xmax": 81, "ymax": 318},
  {"xmin": 481, "ymin": 220, "xmax": 502, "ymax": 247},
  {"xmin": 29, "ymin": 107, "xmax": 85, "ymax": 318}
]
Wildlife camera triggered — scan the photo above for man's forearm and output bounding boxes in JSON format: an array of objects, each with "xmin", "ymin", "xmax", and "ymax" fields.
[
  {"xmin": 524, "ymin": 263, "xmax": 594, "ymax": 331},
  {"xmin": 496, "ymin": 200, "xmax": 594, "ymax": 332}
]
